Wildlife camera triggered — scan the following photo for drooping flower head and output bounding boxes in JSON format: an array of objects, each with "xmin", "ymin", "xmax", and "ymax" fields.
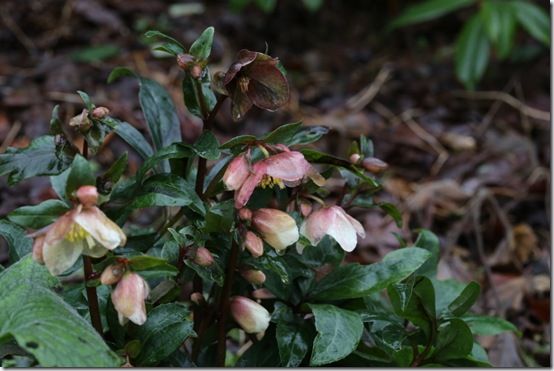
[
  {"xmin": 300, "ymin": 205, "xmax": 365, "ymax": 252},
  {"xmin": 251, "ymin": 208, "xmax": 299, "ymax": 252},
  {"xmin": 230, "ymin": 296, "xmax": 271, "ymax": 334},
  {"xmin": 111, "ymin": 272, "xmax": 150, "ymax": 326},
  {"xmin": 223, "ymin": 145, "xmax": 325, "ymax": 209},
  {"xmin": 219, "ymin": 49, "xmax": 290, "ymax": 121},
  {"xmin": 32, "ymin": 185, "xmax": 127, "ymax": 276}
]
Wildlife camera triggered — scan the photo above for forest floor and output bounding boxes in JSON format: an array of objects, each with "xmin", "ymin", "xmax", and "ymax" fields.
[{"xmin": 0, "ymin": 0, "xmax": 550, "ymax": 366}]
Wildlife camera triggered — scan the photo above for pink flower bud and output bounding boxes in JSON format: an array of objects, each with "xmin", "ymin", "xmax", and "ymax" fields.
[
  {"xmin": 349, "ymin": 153, "xmax": 361, "ymax": 164},
  {"xmin": 111, "ymin": 272, "xmax": 150, "ymax": 325},
  {"xmin": 91, "ymin": 106, "xmax": 110, "ymax": 119},
  {"xmin": 76, "ymin": 185, "xmax": 99, "ymax": 207},
  {"xmin": 244, "ymin": 231, "xmax": 264, "ymax": 257},
  {"xmin": 251, "ymin": 208, "xmax": 299, "ymax": 252},
  {"xmin": 101, "ymin": 263, "xmax": 125, "ymax": 285},
  {"xmin": 362, "ymin": 157, "xmax": 388, "ymax": 174},
  {"xmin": 190, "ymin": 292, "xmax": 204, "ymax": 305},
  {"xmin": 238, "ymin": 208, "xmax": 252, "ymax": 221},
  {"xmin": 241, "ymin": 269, "xmax": 266, "ymax": 285},
  {"xmin": 223, "ymin": 155, "xmax": 250, "ymax": 191},
  {"xmin": 190, "ymin": 64, "xmax": 203, "ymax": 79},
  {"xmin": 176, "ymin": 53, "xmax": 194, "ymax": 69},
  {"xmin": 230, "ymin": 296, "xmax": 271, "ymax": 334},
  {"xmin": 251, "ymin": 288, "xmax": 276, "ymax": 299},
  {"xmin": 299, "ymin": 201, "xmax": 312, "ymax": 217},
  {"xmin": 194, "ymin": 247, "xmax": 214, "ymax": 266}
]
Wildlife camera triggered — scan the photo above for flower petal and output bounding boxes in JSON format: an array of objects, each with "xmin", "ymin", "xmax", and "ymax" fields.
[
  {"xmin": 300, "ymin": 207, "xmax": 334, "ymax": 246},
  {"xmin": 252, "ymin": 208, "xmax": 299, "ymax": 251},
  {"xmin": 246, "ymin": 60, "xmax": 289, "ymax": 110},
  {"xmin": 74, "ymin": 207, "xmax": 126, "ymax": 250},
  {"xmin": 235, "ymin": 163, "xmax": 265, "ymax": 209},
  {"xmin": 43, "ymin": 237, "xmax": 84, "ymax": 276},
  {"xmin": 264, "ymin": 151, "xmax": 311, "ymax": 183},
  {"xmin": 223, "ymin": 49, "xmax": 258, "ymax": 85},
  {"xmin": 223, "ymin": 154, "xmax": 250, "ymax": 191},
  {"xmin": 326, "ymin": 207, "xmax": 360, "ymax": 252},
  {"xmin": 230, "ymin": 85, "xmax": 253, "ymax": 121},
  {"xmin": 111, "ymin": 273, "xmax": 149, "ymax": 326}
]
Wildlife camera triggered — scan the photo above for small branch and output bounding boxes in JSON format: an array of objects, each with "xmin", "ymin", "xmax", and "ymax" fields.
[
  {"xmin": 216, "ymin": 238, "xmax": 241, "ymax": 366},
  {"xmin": 452, "ymin": 90, "xmax": 550, "ymax": 122}
]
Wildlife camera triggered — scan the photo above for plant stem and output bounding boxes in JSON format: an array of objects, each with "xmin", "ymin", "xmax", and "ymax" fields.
[
  {"xmin": 83, "ymin": 256, "xmax": 103, "ymax": 334},
  {"xmin": 81, "ymin": 139, "xmax": 103, "ymax": 335},
  {"xmin": 216, "ymin": 238, "xmax": 240, "ymax": 367}
]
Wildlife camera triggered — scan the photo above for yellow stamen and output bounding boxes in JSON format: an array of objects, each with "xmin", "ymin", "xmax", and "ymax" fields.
[
  {"xmin": 65, "ymin": 223, "xmax": 89, "ymax": 242},
  {"xmin": 259, "ymin": 175, "xmax": 285, "ymax": 189}
]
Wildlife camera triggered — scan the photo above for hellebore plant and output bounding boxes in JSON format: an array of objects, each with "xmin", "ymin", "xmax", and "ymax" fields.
[{"xmin": 0, "ymin": 27, "xmax": 517, "ymax": 368}]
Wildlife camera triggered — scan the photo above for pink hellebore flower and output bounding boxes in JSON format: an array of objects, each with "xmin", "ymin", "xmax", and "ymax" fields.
[
  {"xmin": 230, "ymin": 296, "xmax": 271, "ymax": 334},
  {"xmin": 111, "ymin": 272, "xmax": 150, "ymax": 326},
  {"xmin": 251, "ymin": 208, "xmax": 299, "ymax": 252},
  {"xmin": 223, "ymin": 150, "xmax": 325, "ymax": 209},
  {"xmin": 300, "ymin": 205, "xmax": 366, "ymax": 252},
  {"xmin": 32, "ymin": 186, "xmax": 126, "ymax": 276}
]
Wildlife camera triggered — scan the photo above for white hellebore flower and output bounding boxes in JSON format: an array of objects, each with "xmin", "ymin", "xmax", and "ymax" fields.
[
  {"xmin": 230, "ymin": 296, "xmax": 271, "ymax": 334},
  {"xmin": 111, "ymin": 272, "xmax": 150, "ymax": 325},
  {"xmin": 251, "ymin": 208, "xmax": 299, "ymax": 252},
  {"xmin": 31, "ymin": 185, "xmax": 126, "ymax": 275},
  {"xmin": 300, "ymin": 205, "xmax": 365, "ymax": 252}
]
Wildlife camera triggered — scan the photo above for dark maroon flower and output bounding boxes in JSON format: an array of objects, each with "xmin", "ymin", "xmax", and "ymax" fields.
[{"xmin": 222, "ymin": 50, "xmax": 290, "ymax": 121}]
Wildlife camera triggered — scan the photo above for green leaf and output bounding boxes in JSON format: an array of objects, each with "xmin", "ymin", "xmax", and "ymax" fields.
[
  {"xmin": 0, "ymin": 256, "xmax": 121, "ymax": 367},
  {"xmin": 300, "ymin": 148, "xmax": 380, "ymax": 188},
  {"xmin": 65, "ymin": 155, "xmax": 95, "ymax": 197},
  {"xmin": 0, "ymin": 136, "xmax": 74, "ymax": 185},
  {"xmin": 276, "ymin": 321, "xmax": 312, "ymax": 367},
  {"xmin": 287, "ymin": 125, "xmax": 329, "ymax": 146},
  {"xmin": 511, "ymin": 0, "xmax": 550, "ymax": 45},
  {"xmin": 189, "ymin": 27, "xmax": 214, "ymax": 60},
  {"xmin": 144, "ymin": 30, "xmax": 186, "ymax": 56},
  {"xmin": 49, "ymin": 105, "xmax": 63, "ymax": 135},
  {"xmin": 7, "ymin": 199, "xmax": 70, "ymax": 229},
  {"xmin": 184, "ymin": 258, "xmax": 225, "ymax": 287},
  {"xmin": 310, "ymin": 247, "xmax": 431, "ymax": 301},
  {"xmin": 102, "ymin": 117, "xmax": 154, "ymax": 159},
  {"xmin": 455, "ymin": 14, "xmax": 490, "ymax": 89},
  {"xmin": 193, "ymin": 130, "xmax": 220, "ymax": 160},
  {"xmin": 432, "ymin": 319, "xmax": 473, "ymax": 362},
  {"xmin": 0, "ymin": 220, "xmax": 32, "ymax": 261},
  {"xmin": 71, "ymin": 45, "xmax": 120, "ymax": 63},
  {"xmin": 138, "ymin": 77, "xmax": 182, "ymax": 153},
  {"xmin": 98, "ymin": 152, "xmax": 128, "ymax": 193},
  {"xmin": 302, "ymin": 0, "xmax": 323, "ymax": 12},
  {"xmin": 255, "ymin": 0, "xmax": 277, "ymax": 13},
  {"xmin": 107, "ymin": 66, "xmax": 136, "ymax": 84},
  {"xmin": 134, "ymin": 303, "xmax": 195, "ymax": 366},
  {"xmin": 220, "ymin": 135, "xmax": 257, "ymax": 150},
  {"xmin": 182, "ymin": 72, "xmax": 217, "ymax": 119},
  {"xmin": 127, "ymin": 255, "xmax": 178, "ymax": 275},
  {"xmin": 290, "ymin": 236, "xmax": 344, "ymax": 269},
  {"xmin": 481, "ymin": 0, "xmax": 516, "ymax": 59},
  {"xmin": 448, "ymin": 281, "xmax": 480, "ymax": 316},
  {"xmin": 204, "ymin": 199, "xmax": 235, "ymax": 233},
  {"xmin": 413, "ymin": 229, "xmax": 440, "ymax": 277},
  {"xmin": 130, "ymin": 174, "xmax": 204, "ymax": 215},
  {"xmin": 262, "ymin": 122, "xmax": 302, "ymax": 143},
  {"xmin": 462, "ymin": 315, "xmax": 520, "ymax": 336},
  {"xmin": 309, "ymin": 304, "xmax": 363, "ymax": 366},
  {"xmin": 378, "ymin": 202, "xmax": 403, "ymax": 228},
  {"xmin": 390, "ymin": 0, "xmax": 475, "ymax": 29}
]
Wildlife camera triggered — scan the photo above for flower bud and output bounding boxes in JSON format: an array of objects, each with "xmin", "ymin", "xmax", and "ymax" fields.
[
  {"xmin": 241, "ymin": 269, "xmax": 266, "ymax": 285},
  {"xmin": 194, "ymin": 247, "xmax": 214, "ymax": 266},
  {"xmin": 244, "ymin": 231, "xmax": 264, "ymax": 257},
  {"xmin": 91, "ymin": 106, "xmax": 110, "ymax": 119},
  {"xmin": 177, "ymin": 53, "xmax": 194, "ymax": 70},
  {"xmin": 251, "ymin": 288, "xmax": 276, "ymax": 299},
  {"xmin": 32, "ymin": 235, "xmax": 45, "ymax": 264},
  {"xmin": 101, "ymin": 263, "xmax": 125, "ymax": 285},
  {"xmin": 76, "ymin": 185, "xmax": 99, "ymax": 207},
  {"xmin": 190, "ymin": 64, "xmax": 203, "ymax": 79},
  {"xmin": 299, "ymin": 201, "xmax": 312, "ymax": 217},
  {"xmin": 230, "ymin": 296, "xmax": 271, "ymax": 334},
  {"xmin": 211, "ymin": 71, "xmax": 228, "ymax": 95},
  {"xmin": 238, "ymin": 208, "xmax": 252, "ymax": 221},
  {"xmin": 69, "ymin": 109, "xmax": 92, "ymax": 131},
  {"xmin": 252, "ymin": 208, "xmax": 299, "ymax": 252},
  {"xmin": 349, "ymin": 153, "xmax": 361, "ymax": 164},
  {"xmin": 190, "ymin": 292, "xmax": 204, "ymax": 305},
  {"xmin": 362, "ymin": 157, "xmax": 388, "ymax": 174},
  {"xmin": 111, "ymin": 272, "xmax": 150, "ymax": 325},
  {"xmin": 223, "ymin": 155, "xmax": 250, "ymax": 191}
]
